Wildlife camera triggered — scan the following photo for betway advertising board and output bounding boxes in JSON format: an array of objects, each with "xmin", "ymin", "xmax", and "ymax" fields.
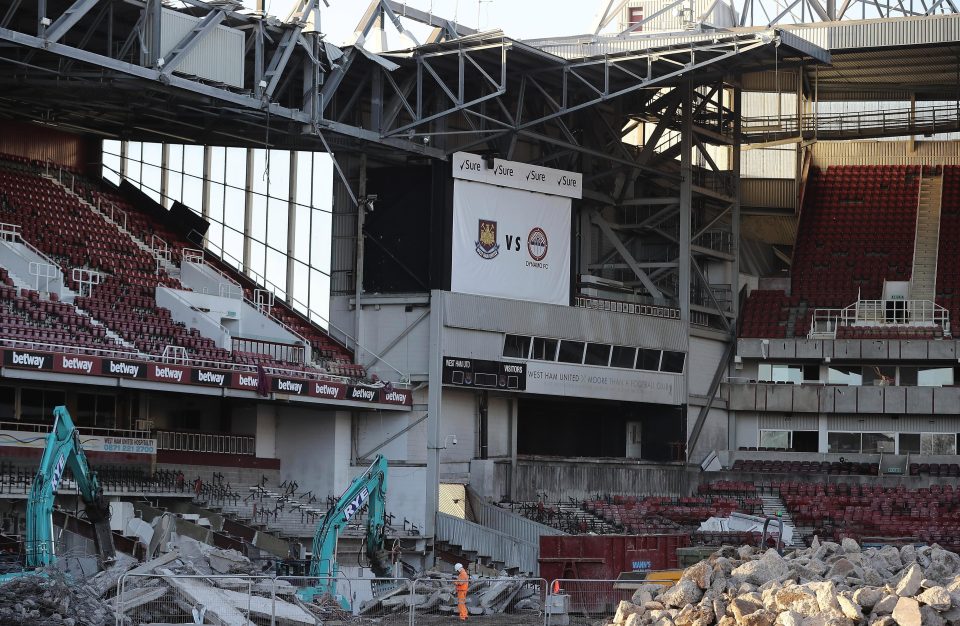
[
  {"xmin": 1, "ymin": 349, "xmax": 411, "ymax": 407},
  {"xmin": 451, "ymin": 152, "xmax": 577, "ymax": 306}
]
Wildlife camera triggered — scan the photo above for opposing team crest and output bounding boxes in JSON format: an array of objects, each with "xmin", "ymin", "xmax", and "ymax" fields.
[{"xmin": 475, "ymin": 219, "xmax": 500, "ymax": 259}]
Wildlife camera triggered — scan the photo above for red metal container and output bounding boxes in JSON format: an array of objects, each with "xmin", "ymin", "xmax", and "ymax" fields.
[{"xmin": 539, "ymin": 534, "xmax": 689, "ymax": 582}]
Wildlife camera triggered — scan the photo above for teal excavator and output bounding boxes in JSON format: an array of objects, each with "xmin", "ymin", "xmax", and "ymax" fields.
[
  {"xmin": 297, "ymin": 454, "xmax": 393, "ymax": 607},
  {"xmin": 1, "ymin": 405, "xmax": 115, "ymax": 582}
]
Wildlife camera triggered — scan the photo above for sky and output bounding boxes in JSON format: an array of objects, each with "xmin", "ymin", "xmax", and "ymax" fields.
[{"xmin": 250, "ymin": 0, "xmax": 605, "ymax": 45}]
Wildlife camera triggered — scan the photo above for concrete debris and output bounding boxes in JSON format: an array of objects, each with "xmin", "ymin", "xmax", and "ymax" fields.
[
  {"xmin": 599, "ymin": 539, "xmax": 960, "ymax": 626},
  {"xmin": 0, "ymin": 569, "xmax": 112, "ymax": 626},
  {"xmin": 359, "ymin": 571, "xmax": 543, "ymax": 617}
]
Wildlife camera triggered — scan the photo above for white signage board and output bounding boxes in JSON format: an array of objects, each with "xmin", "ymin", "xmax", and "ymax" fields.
[
  {"xmin": 0, "ymin": 430, "xmax": 157, "ymax": 455},
  {"xmin": 452, "ymin": 180, "xmax": 571, "ymax": 306},
  {"xmin": 452, "ymin": 152, "xmax": 582, "ymax": 199},
  {"xmin": 523, "ymin": 361, "xmax": 685, "ymax": 405}
]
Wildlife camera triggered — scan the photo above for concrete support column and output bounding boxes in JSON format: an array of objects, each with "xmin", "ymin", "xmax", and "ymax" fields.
[
  {"xmin": 255, "ymin": 403, "xmax": 277, "ymax": 459},
  {"xmin": 424, "ymin": 290, "xmax": 444, "ymax": 552},
  {"xmin": 818, "ymin": 413, "xmax": 829, "ymax": 453}
]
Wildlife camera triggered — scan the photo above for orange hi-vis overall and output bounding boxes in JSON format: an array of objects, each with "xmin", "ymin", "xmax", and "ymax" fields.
[{"xmin": 456, "ymin": 569, "xmax": 469, "ymax": 620}]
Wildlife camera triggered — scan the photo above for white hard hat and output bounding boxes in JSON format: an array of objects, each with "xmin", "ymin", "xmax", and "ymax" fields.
[{"xmin": 455, "ymin": 563, "xmax": 463, "ymax": 571}]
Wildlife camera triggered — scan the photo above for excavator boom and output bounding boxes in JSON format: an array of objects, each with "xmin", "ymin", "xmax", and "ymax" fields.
[
  {"xmin": 25, "ymin": 405, "xmax": 115, "ymax": 567},
  {"xmin": 298, "ymin": 454, "xmax": 391, "ymax": 606}
]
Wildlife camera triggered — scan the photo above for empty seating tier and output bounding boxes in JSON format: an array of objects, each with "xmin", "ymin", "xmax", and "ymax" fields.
[
  {"xmin": 0, "ymin": 154, "xmax": 368, "ymax": 380},
  {"xmin": 739, "ymin": 165, "xmax": 922, "ymax": 339}
]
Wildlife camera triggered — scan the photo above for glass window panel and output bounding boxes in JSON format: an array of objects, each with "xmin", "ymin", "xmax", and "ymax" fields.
[
  {"xmin": 921, "ymin": 433, "xmax": 956, "ymax": 455},
  {"xmin": 900, "ymin": 433, "xmax": 921, "ymax": 454},
  {"xmin": 531, "ymin": 338, "xmax": 557, "ymax": 361},
  {"xmin": 584, "ymin": 343, "xmax": 611, "ymax": 366},
  {"xmin": 0, "ymin": 386, "xmax": 13, "ymax": 420},
  {"xmin": 828, "ymin": 432, "xmax": 862, "ymax": 453},
  {"xmin": 209, "ymin": 147, "xmax": 226, "ymax": 183},
  {"xmin": 919, "ymin": 367, "xmax": 953, "ymax": 387},
  {"xmin": 225, "ymin": 148, "xmax": 246, "ymax": 188},
  {"xmin": 758, "ymin": 364, "xmax": 802, "ymax": 383},
  {"xmin": 661, "ymin": 351, "xmax": 685, "ymax": 373},
  {"xmin": 610, "ymin": 346, "xmax": 636, "ymax": 369},
  {"xmin": 291, "ymin": 259, "xmax": 309, "ymax": 312},
  {"xmin": 862, "ymin": 432, "xmax": 896, "ymax": 453},
  {"xmin": 267, "ymin": 150, "xmax": 290, "ymax": 199},
  {"xmin": 267, "ymin": 194, "xmax": 289, "ymax": 251},
  {"xmin": 503, "ymin": 335, "xmax": 531, "ymax": 359},
  {"xmin": 294, "ymin": 204, "xmax": 311, "ymax": 260},
  {"xmin": 250, "ymin": 193, "xmax": 268, "ymax": 244},
  {"xmin": 310, "ymin": 209, "xmax": 332, "ymax": 274},
  {"xmin": 295, "ymin": 152, "xmax": 313, "ymax": 207},
  {"xmin": 636, "ymin": 349, "xmax": 661, "ymax": 371},
  {"xmin": 266, "ymin": 249, "xmax": 287, "ymax": 297},
  {"xmin": 167, "ymin": 170, "xmax": 183, "ymax": 207},
  {"xmin": 557, "ymin": 341, "xmax": 585, "ymax": 364},
  {"xmin": 759, "ymin": 430, "xmax": 790, "ymax": 449},
  {"xmin": 309, "ymin": 268, "xmax": 330, "ymax": 327},
  {"xmin": 20, "ymin": 388, "xmax": 43, "ymax": 422},
  {"xmin": 900, "ymin": 367, "xmax": 918, "ymax": 386},
  {"xmin": 827, "ymin": 366, "xmax": 863, "ymax": 385},
  {"xmin": 248, "ymin": 241, "xmax": 266, "ymax": 282},
  {"xmin": 97, "ymin": 395, "xmax": 116, "ymax": 429}
]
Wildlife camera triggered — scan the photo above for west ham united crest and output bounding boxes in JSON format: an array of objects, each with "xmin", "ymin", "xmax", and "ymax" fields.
[{"xmin": 475, "ymin": 219, "xmax": 500, "ymax": 259}]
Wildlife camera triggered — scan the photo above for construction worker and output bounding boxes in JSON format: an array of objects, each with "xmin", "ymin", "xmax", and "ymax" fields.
[{"xmin": 454, "ymin": 562, "xmax": 469, "ymax": 621}]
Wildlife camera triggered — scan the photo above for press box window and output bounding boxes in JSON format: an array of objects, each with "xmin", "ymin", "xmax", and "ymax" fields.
[
  {"xmin": 584, "ymin": 343, "xmax": 612, "ymax": 366},
  {"xmin": 661, "ymin": 351, "xmax": 685, "ymax": 373},
  {"xmin": 636, "ymin": 349, "xmax": 661, "ymax": 371},
  {"xmin": 531, "ymin": 337, "xmax": 558, "ymax": 360},
  {"xmin": 610, "ymin": 346, "xmax": 636, "ymax": 369},
  {"xmin": 557, "ymin": 341, "xmax": 585, "ymax": 364},
  {"xmin": 503, "ymin": 335, "xmax": 531, "ymax": 359}
]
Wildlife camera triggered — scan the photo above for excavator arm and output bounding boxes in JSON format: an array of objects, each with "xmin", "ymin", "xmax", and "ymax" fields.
[
  {"xmin": 299, "ymin": 454, "xmax": 392, "ymax": 604},
  {"xmin": 25, "ymin": 405, "xmax": 115, "ymax": 567}
]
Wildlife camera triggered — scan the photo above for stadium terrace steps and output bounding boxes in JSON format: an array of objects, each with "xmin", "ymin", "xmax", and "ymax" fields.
[{"xmin": 910, "ymin": 172, "xmax": 943, "ymax": 301}]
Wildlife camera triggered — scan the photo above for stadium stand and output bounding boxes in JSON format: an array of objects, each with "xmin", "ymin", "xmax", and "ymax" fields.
[
  {"xmin": 740, "ymin": 165, "xmax": 922, "ymax": 338},
  {"xmin": 0, "ymin": 154, "xmax": 365, "ymax": 378}
]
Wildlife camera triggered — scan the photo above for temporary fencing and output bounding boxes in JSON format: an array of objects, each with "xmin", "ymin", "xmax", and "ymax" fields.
[{"xmin": 545, "ymin": 576, "xmax": 675, "ymax": 626}]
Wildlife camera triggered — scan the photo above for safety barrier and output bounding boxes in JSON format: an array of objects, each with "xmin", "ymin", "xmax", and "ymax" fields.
[
  {"xmin": 114, "ymin": 573, "xmax": 659, "ymax": 626},
  {"xmin": 546, "ymin": 577, "xmax": 674, "ymax": 626}
]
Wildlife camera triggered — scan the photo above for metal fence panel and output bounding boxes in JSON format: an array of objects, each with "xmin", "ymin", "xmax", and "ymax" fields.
[
  {"xmin": 545, "ymin": 578, "xmax": 675, "ymax": 626},
  {"xmin": 411, "ymin": 577, "xmax": 546, "ymax": 626}
]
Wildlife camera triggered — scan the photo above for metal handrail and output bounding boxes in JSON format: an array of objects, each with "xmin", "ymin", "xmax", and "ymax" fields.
[
  {"xmin": 0, "ymin": 335, "xmax": 409, "ymax": 387},
  {"xmin": 809, "ymin": 299, "xmax": 951, "ymax": 338}
]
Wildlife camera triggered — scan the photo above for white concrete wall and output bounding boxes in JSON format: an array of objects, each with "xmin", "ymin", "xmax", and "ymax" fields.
[
  {"xmin": 357, "ymin": 300, "xmax": 431, "ymax": 382},
  {"xmin": 180, "ymin": 261, "xmax": 241, "ymax": 299},
  {"xmin": 274, "ymin": 408, "xmax": 351, "ymax": 500},
  {"xmin": 487, "ymin": 395, "xmax": 512, "ymax": 458},
  {"xmin": 256, "ymin": 404, "xmax": 277, "ymax": 458},
  {"xmin": 735, "ymin": 413, "xmax": 760, "ymax": 449},
  {"xmin": 349, "ymin": 463, "xmax": 427, "ymax": 532}
]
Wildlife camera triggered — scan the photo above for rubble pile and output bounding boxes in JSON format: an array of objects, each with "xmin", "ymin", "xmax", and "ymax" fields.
[
  {"xmin": 113, "ymin": 536, "xmax": 327, "ymax": 626},
  {"xmin": 0, "ymin": 568, "xmax": 114, "ymax": 626},
  {"xmin": 360, "ymin": 571, "xmax": 543, "ymax": 617},
  {"xmin": 607, "ymin": 538, "xmax": 960, "ymax": 626}
]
